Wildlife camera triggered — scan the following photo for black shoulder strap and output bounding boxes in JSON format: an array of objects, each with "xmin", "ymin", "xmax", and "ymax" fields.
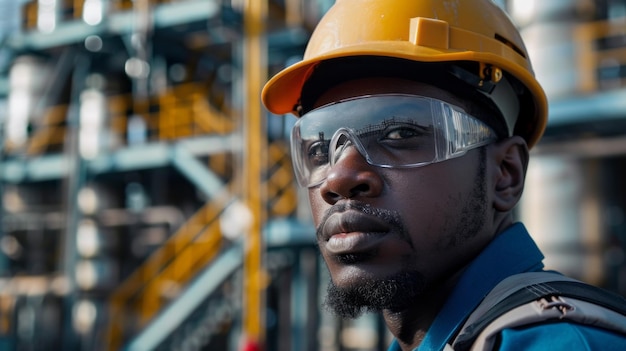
[{"xmin": 453, "ymin": 280, "xmax": 626, "ymax": 350}]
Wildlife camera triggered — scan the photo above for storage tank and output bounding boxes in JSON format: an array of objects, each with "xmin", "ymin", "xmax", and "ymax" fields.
[{"xmin": 508, "ymin": 0, "xmax": 592, "ymax": 99}]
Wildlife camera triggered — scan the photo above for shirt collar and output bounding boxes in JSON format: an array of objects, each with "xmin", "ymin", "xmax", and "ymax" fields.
[{"xmin": 388, "ymin": 223, "xmax": 545, "ymax": 351}]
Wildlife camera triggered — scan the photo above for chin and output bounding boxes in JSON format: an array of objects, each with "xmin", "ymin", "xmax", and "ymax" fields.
[{"xmin": 324, "ymin": 269, "xmax": 426, "ymax": 318}]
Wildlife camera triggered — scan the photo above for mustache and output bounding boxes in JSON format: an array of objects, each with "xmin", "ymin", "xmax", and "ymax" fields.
[{"xmin": 316, "ymin": 201, "xmax": 408, "ymax": 241}]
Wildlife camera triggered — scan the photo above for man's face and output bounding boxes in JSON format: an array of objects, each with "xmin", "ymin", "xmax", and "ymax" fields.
[{"xmin": 303, "ymin": 77, "xmax": 498, "ymax": 317}]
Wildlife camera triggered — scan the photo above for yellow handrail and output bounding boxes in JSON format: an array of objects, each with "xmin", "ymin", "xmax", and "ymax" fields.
[
  {"xmin": 6, "ymin": 82, "xmax": 234, "ymax": 157},
  {"xmin": 23, "ymin": 105, "xmax": 69, "ymax": 155},
  {"xmin": 106, "ymin": 198, "xmax": 229, "ymax": 350},
  {"xmin": 266, "ymin": 141, "xmax": 297, "ymax": 217}
]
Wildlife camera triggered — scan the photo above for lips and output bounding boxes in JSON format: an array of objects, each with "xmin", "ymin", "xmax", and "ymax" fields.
[{"xmin": 320, "ymin": 210, "xmax": 391, "ymax": 255}]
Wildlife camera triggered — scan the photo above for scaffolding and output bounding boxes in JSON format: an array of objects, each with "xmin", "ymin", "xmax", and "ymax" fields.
[{"xmin": 1, "ymin": 1, "xmax": 626, "ymax": 351}]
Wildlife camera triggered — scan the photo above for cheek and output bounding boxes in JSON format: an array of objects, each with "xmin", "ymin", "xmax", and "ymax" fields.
[
  {"xmin": 391, "ymin": 169, "xmax": 481, "ymax": 241},
  {"xmin": 388, "ymin": 168, "xmax": 460, "ymax": 209}
]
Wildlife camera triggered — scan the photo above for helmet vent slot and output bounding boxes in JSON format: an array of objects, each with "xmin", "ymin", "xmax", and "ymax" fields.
[{"xmin": 495, "ymin": 33, "xmax": 527, "ymax": 59}]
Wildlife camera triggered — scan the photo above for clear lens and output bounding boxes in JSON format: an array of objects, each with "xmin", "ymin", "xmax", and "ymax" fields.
[{"xmin": 291, "ymin": 94, "xmax": 496, "ymax": 187}]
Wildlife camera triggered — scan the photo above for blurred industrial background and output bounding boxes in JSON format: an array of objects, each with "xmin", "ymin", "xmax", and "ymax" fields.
[{"xmin": 0, "ymin": 0, "xmax": 624, "ymax": 350}]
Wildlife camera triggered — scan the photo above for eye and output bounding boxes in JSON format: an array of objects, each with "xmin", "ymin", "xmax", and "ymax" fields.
[
  {"xmin": 383, "ymin": 126, "xmax": 420, "ymax": 140},
  {"xmin": 380, "ymin": 123, "xmax": 429, "ymax": 141},
  {"xmin": 306, "ymin": 141, "xmax": 329, "ymax": 166},
  {"xmin": 374, "ymin": 122, "xmax": 433, "ymax": 152}
]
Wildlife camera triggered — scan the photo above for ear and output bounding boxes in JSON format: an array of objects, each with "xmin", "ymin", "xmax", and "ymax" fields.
[{"xmin": 490, "ymin": 136, "xmax": 529, "ymax": 212}]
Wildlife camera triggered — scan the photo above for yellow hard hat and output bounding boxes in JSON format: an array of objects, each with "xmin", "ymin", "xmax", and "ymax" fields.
[{"xmin": 262, "ymin": 0, "xmax": 548, "ymax": 148}]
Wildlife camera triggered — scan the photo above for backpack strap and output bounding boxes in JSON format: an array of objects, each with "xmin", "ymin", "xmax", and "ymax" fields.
[{"xmin": 450, "ymin": 272, "xmax": 626, "ymax": 351}]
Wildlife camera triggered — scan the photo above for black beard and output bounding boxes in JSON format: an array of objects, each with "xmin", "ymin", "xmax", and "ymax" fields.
[{"xmin": 323, "ymin": 270, "xmax": 426, "ymax": 319}]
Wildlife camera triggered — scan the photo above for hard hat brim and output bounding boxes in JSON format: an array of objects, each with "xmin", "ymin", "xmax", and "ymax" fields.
[{"xmin": 262, "ymin": 43, "xmax": 548, "ymax": 147}]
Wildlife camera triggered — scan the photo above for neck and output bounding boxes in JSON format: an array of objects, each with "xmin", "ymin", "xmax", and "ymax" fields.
[
  {"xmin": 382, "ymin": 270, "xmax": 463, "ymax": 351},
  {"xmin": 382, "ymin": 220, "xmax": 512, "ymax": 350}
]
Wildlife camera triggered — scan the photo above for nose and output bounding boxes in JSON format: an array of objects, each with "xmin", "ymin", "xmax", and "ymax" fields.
[{"xmin": 318, "ymin": 144, "xmax": 384, "ymax": 204}]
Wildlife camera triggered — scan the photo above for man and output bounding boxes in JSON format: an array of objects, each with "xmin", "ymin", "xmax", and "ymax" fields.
[{"xmin": 262, "ymin": 0, "xmax": 626, "ymax": 350}]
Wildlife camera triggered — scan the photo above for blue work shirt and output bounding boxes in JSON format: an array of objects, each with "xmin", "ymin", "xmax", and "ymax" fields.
[{"xmin": 387, "ymin": 223, "xmax": 626, "ymax": 351}]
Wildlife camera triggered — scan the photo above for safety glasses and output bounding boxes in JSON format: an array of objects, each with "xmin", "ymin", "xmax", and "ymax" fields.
[{"xmin": 291, "ymin": 94, "xmax": 497, "ymax": 188}]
